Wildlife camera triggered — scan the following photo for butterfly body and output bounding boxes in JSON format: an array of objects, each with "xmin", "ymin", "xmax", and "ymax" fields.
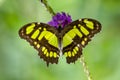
[{"xmin": 19, "ymin": 18, "xmax": 101, "ymax": 66}]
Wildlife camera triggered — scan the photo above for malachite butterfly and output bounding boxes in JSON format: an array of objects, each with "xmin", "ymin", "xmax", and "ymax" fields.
[{"xmin": 19, "ymin": 13, "xmax": 101, "ymax": 66}]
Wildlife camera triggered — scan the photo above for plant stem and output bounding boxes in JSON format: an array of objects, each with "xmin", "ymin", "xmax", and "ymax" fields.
[
  {"xmin": 80, "ymin": 55, "xmax": 93, "ymax": 80},
  {"xmin": 40, "ymin": 1, "xmax": 93, "ymax": 80},
  {"xmin": 40, "ymin": 0, "xmax": 56, "ymax": 16}
]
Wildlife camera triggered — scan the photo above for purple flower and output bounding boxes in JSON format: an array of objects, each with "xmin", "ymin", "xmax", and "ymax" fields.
[{"xmin": 48, "ymin": 12, "xmax": 72, "ymax": 28}]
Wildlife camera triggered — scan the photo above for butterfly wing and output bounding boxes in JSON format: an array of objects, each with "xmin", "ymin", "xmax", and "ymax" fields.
[
  {"xmin": 19, "ymin": 22, "xmax": 60, "ymax": 66},
  {"xmin": 61, "ymin": 18, "xmax": 101, "ymax": 63}
]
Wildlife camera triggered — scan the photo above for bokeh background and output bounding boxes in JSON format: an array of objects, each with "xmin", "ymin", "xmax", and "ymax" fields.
[{"xmin": 0, "ymin": 0, "xmax": 120, "ymax": 80}]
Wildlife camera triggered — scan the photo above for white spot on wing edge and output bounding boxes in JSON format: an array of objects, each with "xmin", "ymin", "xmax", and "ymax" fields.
[
  {"xmin": 79, "ymin": 19, "xmax": 82, "ymax": 21},
  {"xmin": 37, "ymin": 22, "xmax": 40, "ymax": 25}
]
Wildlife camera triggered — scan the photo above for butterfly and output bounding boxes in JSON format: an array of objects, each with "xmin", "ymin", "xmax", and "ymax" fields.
[{"xmin": 19, "ymin": 18, "xmax": 101, "ymax": 66}]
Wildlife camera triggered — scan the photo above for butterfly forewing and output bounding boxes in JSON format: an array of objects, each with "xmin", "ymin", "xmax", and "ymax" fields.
[
  {"xmin": 19, "ymin": 22, "xmax": 60, "ymax": 66},
  {"xmin": 62, "ymin": 18, "xmax": 101, "ymax": 63}
]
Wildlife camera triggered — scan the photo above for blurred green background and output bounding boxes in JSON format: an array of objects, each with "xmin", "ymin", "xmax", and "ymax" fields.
[{"xmin": 0, "ymin": 0, "xmax": 120, "ymax": 80}]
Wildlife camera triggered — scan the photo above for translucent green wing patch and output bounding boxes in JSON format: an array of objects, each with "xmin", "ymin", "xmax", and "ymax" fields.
[
  {"xmin": 62, "ymin": 18, "xmax": 101, "ymax": 63},
  {"xmin": 19, "ymin": 22, "xmax": 60, "ymax": 66}
]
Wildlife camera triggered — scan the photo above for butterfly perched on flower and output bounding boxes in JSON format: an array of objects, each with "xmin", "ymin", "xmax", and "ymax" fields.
[{"xmin": 19, "ymin": 12, "xmax": 101, "ymax": 66}]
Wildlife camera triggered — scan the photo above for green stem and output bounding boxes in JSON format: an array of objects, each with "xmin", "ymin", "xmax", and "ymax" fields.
[
  {"xmin": 80, "ymin": 55, "xmax": 93, "ymax": 80},
  {"xmin": 41, "ymin": 0, "xmax": 56, "ymax": 16}
]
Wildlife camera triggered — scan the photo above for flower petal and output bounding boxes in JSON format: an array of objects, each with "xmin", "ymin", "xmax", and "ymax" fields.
[{"xmin": 48, "ymin": 12, "xmax": 72, "ymax": 28}]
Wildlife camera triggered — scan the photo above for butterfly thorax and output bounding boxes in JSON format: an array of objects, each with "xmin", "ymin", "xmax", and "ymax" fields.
[
  {"xmin": 57, "ymin": 26, "xmax": 63, "ymax": 55},
  {"xmin": 57, "ymin": 26, "xmax": 63, "ymax": 33}
]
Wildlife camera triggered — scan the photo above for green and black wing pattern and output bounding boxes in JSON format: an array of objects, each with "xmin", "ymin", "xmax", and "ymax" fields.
[
  {"xmin": 19, "ymin": 18, "xmax": 101, "ymax": 66},
  {"xmin": 62, "ymin": 18, "xmax": 101, "ymax": 63},
  {"xmin": 19, "ymin": 22, "xmax": 60, "ymax": 66}
]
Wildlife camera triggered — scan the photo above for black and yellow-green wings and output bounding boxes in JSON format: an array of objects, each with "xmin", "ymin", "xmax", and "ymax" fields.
[{"xmin": 19, "ymin": 18, "xmax": 101, "ymax": 66}]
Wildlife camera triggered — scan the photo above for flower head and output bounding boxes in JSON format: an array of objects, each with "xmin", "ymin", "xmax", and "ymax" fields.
[{"xmin": 48, "ymin": 12, "xmax": 72, "ymax": 28}]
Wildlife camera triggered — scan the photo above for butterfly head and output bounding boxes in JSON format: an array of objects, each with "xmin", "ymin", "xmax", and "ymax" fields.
[{"xmin": 48, "ymin": 12, "xmax": 72, "ymax": 29}]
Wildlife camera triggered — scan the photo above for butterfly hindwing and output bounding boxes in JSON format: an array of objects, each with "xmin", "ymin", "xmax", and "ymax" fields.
[
  {"xmin": 19, "ymin": 22, "xmax": 60, "ymax": 66},
  {"xmin": 62, "ymin": 18, "xmax": 101, "ymax": 63}
]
